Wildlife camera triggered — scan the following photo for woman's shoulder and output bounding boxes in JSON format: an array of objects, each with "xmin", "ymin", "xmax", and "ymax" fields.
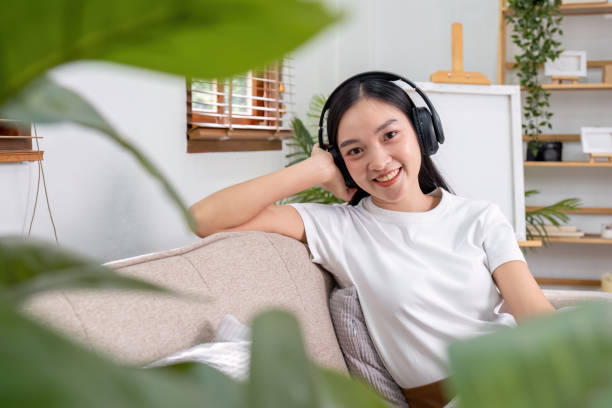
[{"xmin": 443, "ymin": 190, "xmax": 499, "ymax": 219}]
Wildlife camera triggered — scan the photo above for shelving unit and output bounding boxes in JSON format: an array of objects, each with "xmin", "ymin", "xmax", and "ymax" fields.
[
  {"xmin": 0, "ymin": 119, "xmax": 42, "ymax": 163},
  {"xmin": 498, "ymin": 1, "xmax": 612, "ymax": 286},
  {"xmin": 0, "ymin": 151, "xmax": 43, "ymax": 162},
  {"xmin": 524, "ymin": 161, "xmax": 612, "ymax": 167}
]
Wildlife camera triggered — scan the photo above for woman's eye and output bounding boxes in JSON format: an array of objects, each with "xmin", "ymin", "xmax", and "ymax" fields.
[
  {"xmin": 347, "ymin": 147, "xmax": 362, "ymax": 156},
  {"xmin": 385, "ymin": 131, "xmax": 398, "ymax": 140}
]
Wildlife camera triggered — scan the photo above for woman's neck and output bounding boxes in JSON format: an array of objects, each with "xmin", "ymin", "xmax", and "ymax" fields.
[{"xmin": 371, "ymin": 187, "xmax": 442, "ymax": 213}]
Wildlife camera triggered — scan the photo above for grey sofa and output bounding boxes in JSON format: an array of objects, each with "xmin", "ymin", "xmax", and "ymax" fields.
[{"xmin": 23, "ymin": 230, "xmax": 612, "ymax": 374}]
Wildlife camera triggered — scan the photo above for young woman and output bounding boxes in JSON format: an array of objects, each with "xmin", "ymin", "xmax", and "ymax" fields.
[{"xmin": 189, "ymin": 72, "xmax": 555, "ymax": 408}]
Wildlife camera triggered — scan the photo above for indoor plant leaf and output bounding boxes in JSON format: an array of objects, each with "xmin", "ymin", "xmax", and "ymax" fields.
[
  {"xmin": 0, "ymin": 303, "xmax": 241, "ymax": 408},
  {"xmin": 447, "ymin": 301, "xmax": 612, "ymax": 408},
  {"xmin": 0, "ymin": 75, "xmax": 197, "ymax": 232},
  {"xmin": 248, "ymin": 309, "xmax": 319, "ymax": 408},
  {"xmin": 0, "ymin": 0, "xmax": 341, "ymax": 105},
  {"xmin": 0, "ymin": 235, "xmax": 177, "ymax": 304},
  {"xmin": 312, "ymin": 365, "xmax": 390, "ymax": 408},
  {"xmin": 248, "ymin": 309, "xmax": 389, "ymax": 408}
]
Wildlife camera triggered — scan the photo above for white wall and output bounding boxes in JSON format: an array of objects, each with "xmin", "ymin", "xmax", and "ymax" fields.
[
  {"xmin": 2, "ymin": 0, "xmax": 610, "ymax": 284},
  {"xmin": 1, "ymin": 62, "xmax": 288, "ymax": 263}
]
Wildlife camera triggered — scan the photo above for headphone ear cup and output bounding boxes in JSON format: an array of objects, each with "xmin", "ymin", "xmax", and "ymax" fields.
[
  {"xmin": 411, "ymin": 107, "xmax": 438, "ymax": 156},
  {"xmin": 329, "ymin": 146, "xmax": 358, "ymax": 189}
]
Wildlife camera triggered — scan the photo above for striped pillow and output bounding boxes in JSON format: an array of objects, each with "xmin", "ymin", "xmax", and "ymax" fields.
[{"xmin": 329, "ymin": 285, "xmax": 410, "ymax": 407}]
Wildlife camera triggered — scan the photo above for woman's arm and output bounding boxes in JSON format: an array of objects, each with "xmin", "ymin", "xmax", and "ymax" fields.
[
  {"xmin": 492, "ymin": 260, "xmax": 556, "ymax": 323},
  {"xmin": 188, "ymin": 146, "xmax": 356, "ymax": 238}
]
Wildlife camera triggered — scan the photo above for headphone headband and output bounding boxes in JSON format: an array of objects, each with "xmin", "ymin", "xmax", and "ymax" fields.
[{"xmin": 317, "ymin": 70, "xmax": 444, "ymax": 148}]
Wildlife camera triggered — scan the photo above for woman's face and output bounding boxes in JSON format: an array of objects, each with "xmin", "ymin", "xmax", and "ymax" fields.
[{"xmin": 336, "ymin": 97, "xmax": 422, "ymax": 208}]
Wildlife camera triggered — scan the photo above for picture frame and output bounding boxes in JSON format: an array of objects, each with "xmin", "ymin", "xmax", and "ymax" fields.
[
  {"xmin": 580, "ymin": 127, "xmax": 612, "ymax": 154},
  {"xmin": 544, "ymin": 51, "xmax": 587, "ymax": 77}
]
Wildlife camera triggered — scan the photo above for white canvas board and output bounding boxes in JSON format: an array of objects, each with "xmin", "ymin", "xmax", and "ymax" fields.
[
  {"xmin": 581, "ymin": 127, "xmax": 612, "ymax": 154},
  {"xmin": 404, "ymin": 82, "xmax": 526, "ymax": 240},
  {"xmin": 545, "ymin": 51, "xmax": 587, "ymax": 77}
]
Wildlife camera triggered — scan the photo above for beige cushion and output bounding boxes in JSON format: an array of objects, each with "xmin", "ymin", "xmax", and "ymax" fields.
[{"xmin": 23, "ymin": 231, "xmax": 348, "ymax": 373}]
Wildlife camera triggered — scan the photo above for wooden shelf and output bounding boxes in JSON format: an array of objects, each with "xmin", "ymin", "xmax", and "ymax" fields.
[
  {"xmin": 522, "ymin": 134, "xmax": 580, "ymax": 142},
  {"xmin": 518, "ymin": 83, "xmax": 612, "ymax": 91},
  {"xmin": 524, "ymin": 160, "xmax": 612, "ymax": 167},
  {"xmin": 506, "ymin": 60, "xmax": 612, "ymax": 70},
  {"xmin": 538, "ymin": 83, "xmax": 612, "ymax": 90},
  {"xmin": 535, "ymin": 277, "xmax": 601, "ymax": 287},
  {"xmin": 526, "ymin": 206, "xmax": 612, "ymax": 215},
  {"xmin": 518, "ymin": 239, "xmax": 542, "ymax": 248},
  {"xmin": 0, "ymin": 150, "xmax": 43, "ymax": 162},
  {"xmin": 503, "ymin": 3, "xmax": 612, "ymax": 16},
  {"xmin": 532, "ymin": 233, "xmax": 612, "ymax": 245}
]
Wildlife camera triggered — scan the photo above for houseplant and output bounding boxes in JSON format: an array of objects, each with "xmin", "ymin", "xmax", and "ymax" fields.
[
  {"xmin": 279, "ymin": 93, "xmax": 345, "ymax": 205},
  {"xmin": 525, "ymin": 189, "xmax": 582, "ymax": 246},
  {"xmin": 505, "ymin": 0, "xmax": 564, "ymax": 158}
]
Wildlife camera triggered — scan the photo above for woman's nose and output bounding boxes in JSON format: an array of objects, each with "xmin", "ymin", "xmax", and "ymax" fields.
[{"xmin": 368, "ymin": 146, "xmax": 391, "ymax": 171}]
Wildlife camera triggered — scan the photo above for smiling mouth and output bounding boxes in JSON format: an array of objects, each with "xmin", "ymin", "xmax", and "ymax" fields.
[{"xmin": 373, "ymin": 167, "xmax": 401, "ymax": 182}]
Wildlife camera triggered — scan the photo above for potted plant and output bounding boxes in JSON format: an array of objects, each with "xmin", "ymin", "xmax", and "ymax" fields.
[
  {"xmin": 505, "ymin": 0, "xmax": 564, "ymax": 160},
  {"xmin": 524, "ymin": 189, "xmax": 581, "ymax": 246},
  {"xmin": 279, "ymin": 94, "xmax": 345, "ymax": 205}
]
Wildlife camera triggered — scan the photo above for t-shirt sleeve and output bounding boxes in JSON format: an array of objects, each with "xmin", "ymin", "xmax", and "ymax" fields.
[
  {"xmin": 481, "ymin": 203, "xmax": 526, "ymax": 273},
  {"xmin": 287, "ymin": 202, "xmax": 347, "ymax": 272}
]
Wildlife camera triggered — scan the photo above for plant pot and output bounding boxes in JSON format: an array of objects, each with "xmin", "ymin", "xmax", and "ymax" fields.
[{"xmin": 526, "ymin": 141, "xmax": 541, "ymax": 161}]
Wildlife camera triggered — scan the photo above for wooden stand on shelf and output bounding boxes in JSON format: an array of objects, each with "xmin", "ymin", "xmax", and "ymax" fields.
[
  {"xmin": 603, "ymin": 63, "xmax": 612, "ymax": 83},
  {"xmin": 430, "ymin": 23, "xmax": 491, "ymax": 85},
  {"xmin": 551, "ymin": 75, "xmax": 579, "ymax": 85},
  {"xmin": 589, "ymin": 153, "xmax": 612, "ymax": 164}
]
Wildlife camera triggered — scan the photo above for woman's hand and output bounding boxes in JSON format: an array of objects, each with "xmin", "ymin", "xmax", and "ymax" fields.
[{"xmin": 310, "ymin": 144, "xmax": 358, "ymax": 202}]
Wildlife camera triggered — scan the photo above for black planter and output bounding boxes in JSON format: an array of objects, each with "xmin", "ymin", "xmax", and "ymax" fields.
[{"xmin": 526, "ymin": 141, "xmax": 563, "ymax": 161}]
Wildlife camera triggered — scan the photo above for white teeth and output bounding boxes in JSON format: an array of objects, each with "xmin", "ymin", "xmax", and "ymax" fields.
[{"xmin": 375, "ymin": 168, "xmax": 399, "ymax": 182}]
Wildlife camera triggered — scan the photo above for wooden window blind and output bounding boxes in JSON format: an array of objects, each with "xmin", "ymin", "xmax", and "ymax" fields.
[{"xmin": 187, "ymin": 58, "xmax": 294, "ymax": 152}]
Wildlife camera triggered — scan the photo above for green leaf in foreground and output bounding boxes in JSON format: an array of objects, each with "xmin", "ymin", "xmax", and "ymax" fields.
[
  {"xmin": 248, "ymin": 308, "xmax": 389, "ymax": 408},
  {"xmin": 447, "ymin": 301, "xmax": 612, "ymax": 408},
  {"xmin": 0, "ymin": 0, "xmax": 342, "ymax": 104},
  {"xmin": 0, "ymin": 303, "xmax": 240, "ymax": 408},
  {"xmin": 0, "ymin": 75, "xmax": 196, "ymax": 232},
  {"xmin": 0, "ymin": 235, "xmax": 173, "ymax": 304}
]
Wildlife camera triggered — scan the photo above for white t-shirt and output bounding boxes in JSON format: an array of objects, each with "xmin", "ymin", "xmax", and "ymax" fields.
[{"xmin": 289, "ymin": 187, "xmax": 526, "ymax": 388}]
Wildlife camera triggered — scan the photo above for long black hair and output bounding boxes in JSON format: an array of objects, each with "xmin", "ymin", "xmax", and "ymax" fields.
[{"xmin": 325, "ymin": 77, "xmax": 453, "ymax": 206}]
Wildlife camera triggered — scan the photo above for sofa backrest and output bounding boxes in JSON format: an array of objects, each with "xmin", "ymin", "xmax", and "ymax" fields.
[{"xmin": 23, "ymin": 231, "xmax": 348, "ymax": 373}]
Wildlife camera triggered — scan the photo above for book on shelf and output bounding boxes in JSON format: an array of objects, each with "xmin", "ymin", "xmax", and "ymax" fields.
[{"xmin": 527, "ymin": 225, "xmax": 585, "ymax": 237}]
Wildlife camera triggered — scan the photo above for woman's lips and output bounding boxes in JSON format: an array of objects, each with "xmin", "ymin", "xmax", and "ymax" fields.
[{"xmin": 373, "ymin": 167, "xmax": 401, "ymax": 187}]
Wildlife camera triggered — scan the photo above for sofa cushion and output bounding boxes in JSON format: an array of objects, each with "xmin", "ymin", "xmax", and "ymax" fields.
[
  {"xmin": 329, "ymin": 285, "xmax": 410, "ymax": 407},
  {"xmin": 23, "ymin": 231, "xmax": 348, "ymax": 373}
]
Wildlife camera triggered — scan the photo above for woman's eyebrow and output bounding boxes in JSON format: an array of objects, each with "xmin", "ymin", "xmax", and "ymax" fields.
[
  {"xmin": 339, "ymin": 118, "xmax": 398, "ymax": 149},
  {"xmin": 375, "ymin": 118, "xmax": 398, "ymax": 134}
]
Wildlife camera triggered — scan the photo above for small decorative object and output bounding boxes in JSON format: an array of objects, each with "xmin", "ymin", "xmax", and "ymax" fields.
[
  {"xmin": 602, "ymin": 223, "xmax": 612, "ymax": 239},
  {"xmin": 526, "ymin": 141, "xmax": 563, "ymax": 161},
  {"xmin": 540, "ymin": 142, "xmax": 563, "ymax": 161},
  {"xmin": 580, "ymin": 127, "xmax": 612, "ymax": 155},
  {"xmin": 602, "ymin": 273, "xmax": 612, "ymax": 293},
  {"xmin": 545, "ymin": 51, "xmax": 587, "ymax": 84}
]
